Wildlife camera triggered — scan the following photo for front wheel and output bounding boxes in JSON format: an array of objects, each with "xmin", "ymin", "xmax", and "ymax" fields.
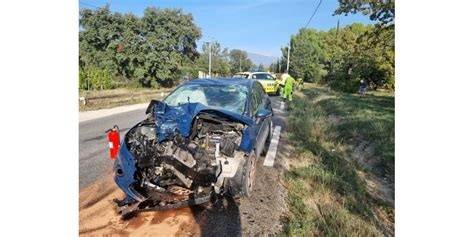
[{"xmin": 241, "ymin": 151, "xmax": 257, "ymax": 197}]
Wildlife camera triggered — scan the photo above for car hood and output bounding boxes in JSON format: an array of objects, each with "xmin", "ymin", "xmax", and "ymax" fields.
[{"xmin": 151, "ymin": 101, "xmax": 254, "ymax": 142}]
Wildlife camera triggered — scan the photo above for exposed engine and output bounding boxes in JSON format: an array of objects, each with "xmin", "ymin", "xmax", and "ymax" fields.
[{"xmin": 125, "ymin": 112, "xmax": 246, "ymax": 207}]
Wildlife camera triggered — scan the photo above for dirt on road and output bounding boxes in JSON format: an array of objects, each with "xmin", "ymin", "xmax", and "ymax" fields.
[{"xmin": 79, "ymin": 137, "xmax": 292, "ymax": 236}]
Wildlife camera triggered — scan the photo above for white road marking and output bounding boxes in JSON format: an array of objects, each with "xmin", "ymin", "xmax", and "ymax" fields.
[
  {"xmin": 280, "ymin": 101, "xmax": 284, "ymax": 110},
  {"xmin": 273, "ymin": 107, "xmax": 284, "ymax": 114},
  {"xmin": 263, "ymin": 126, "xmax": 282, "ymax": 167}
]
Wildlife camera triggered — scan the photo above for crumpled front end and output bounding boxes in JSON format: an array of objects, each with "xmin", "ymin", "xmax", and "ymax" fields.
[
  {"xmin": 113, "ymin": 101, "xmax": 256, "ymax": 215},
  {"xmin": 114, "ymin": 144, "xmax": 143, "ymax": 202}
]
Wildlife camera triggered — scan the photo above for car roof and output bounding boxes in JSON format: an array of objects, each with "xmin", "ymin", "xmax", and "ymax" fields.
[{"xmin": 186, "ymin": 78, "xmax": 255, "ymax": 89}]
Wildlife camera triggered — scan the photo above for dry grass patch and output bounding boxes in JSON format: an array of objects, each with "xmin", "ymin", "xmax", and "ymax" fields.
[{"xmin": 79, "ymin": 87, "xmax": 175, "ymax": 111}]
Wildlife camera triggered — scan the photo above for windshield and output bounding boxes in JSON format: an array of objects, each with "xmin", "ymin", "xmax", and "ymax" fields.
[
  {"xmin": 232, "ymin": 74, "xmax": 249, "ymax": 79},
  {"xmin": 163, "ymin": 83, "xmax": 248, "ymax": 114},
  {"xmin": 251, "ymin": 73, "xmax": 274, "ymax": 80}
]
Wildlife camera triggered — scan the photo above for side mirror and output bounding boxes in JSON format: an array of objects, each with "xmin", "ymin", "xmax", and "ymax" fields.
[
  {"xmin": 146, "ymin": 99, "xmax": 161, "ymax": 114},
  {"xmin": 255, "ymin": 108, "xmax": 272, "ymax": 119}
]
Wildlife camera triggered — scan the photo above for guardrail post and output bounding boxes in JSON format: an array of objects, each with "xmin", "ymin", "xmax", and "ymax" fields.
[{"xmin": 79, "ymin": 97, "xmax": 88, "ymax": 105}]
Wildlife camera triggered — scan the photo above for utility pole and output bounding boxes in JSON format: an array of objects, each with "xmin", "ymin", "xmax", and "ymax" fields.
[
  {"xmin": 286, "ymin": 42, "xmax": 291, "ymax": 72},
  {"xmin": 207, "ymin": 42, "xmax": 212, "ymax": 78},
  {"xmin": 239, "ymin": 52, "xmax": 242, "ymax": 72}
]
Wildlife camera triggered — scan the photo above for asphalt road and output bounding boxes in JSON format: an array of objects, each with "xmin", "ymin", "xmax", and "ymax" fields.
[{"xmin": 79, "ymin": 108, "xmax": 147, "ymax": 189}]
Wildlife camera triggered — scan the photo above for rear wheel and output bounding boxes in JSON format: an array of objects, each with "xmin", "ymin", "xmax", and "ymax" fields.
[
  {"xmin": 261, "ymin": 120, "xmax": 273, "ymax": 156},
  {"xmin": 241, "ymin": 151, "xmax": 257, "ymax": 197}
]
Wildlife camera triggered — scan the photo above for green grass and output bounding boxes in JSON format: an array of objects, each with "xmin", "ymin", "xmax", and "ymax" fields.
[{"xmin": 283, "ymin": 84, "xmax": 394, "ymax": 236}]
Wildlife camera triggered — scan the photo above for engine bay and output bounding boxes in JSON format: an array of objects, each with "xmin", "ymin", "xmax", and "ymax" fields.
[{"xmin": 124, "ymin": 112, "xmax": 247, "ymax": 208}]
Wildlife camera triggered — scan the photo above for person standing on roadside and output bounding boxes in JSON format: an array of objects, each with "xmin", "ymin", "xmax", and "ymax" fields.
[
  {"xmin": 280, "ymin": 70, "xmax": 290, "ymax": 99},
  {"xmin": 283, "ymin": 72, "xmax": 295, "ymax": 108}
]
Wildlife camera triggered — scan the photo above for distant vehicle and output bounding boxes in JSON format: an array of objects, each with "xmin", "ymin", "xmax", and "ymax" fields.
[
  {"xmin": 113, "ymin": 78, "xmax": 273, "ymax": 216},
  {"xmin": 232, "ymin": 72, "xmax": 280, "ymax": 95}
]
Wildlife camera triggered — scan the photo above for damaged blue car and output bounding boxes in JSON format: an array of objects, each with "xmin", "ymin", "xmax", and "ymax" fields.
[{"xmin": 113, "ymin": 78, "xmax": 273, "ymax": 216}]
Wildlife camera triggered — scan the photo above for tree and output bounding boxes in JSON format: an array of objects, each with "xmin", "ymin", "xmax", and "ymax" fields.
[
  {"xmin": 333, "ymin": 0, "xmax": 395, "ymax": 91},
  {"xmin": 272, "ymin": 59, "xmax": 282, "ymax": 73},
  {"xmin": 334, "ymin": 0, "xmax": 394, "ymax": 27},
  {"xmin": 229, "ymin": 49, "xmax": 253, "ymax": 73},
  {"xmin": 79, "ymin": 5, "xmax": 123, "ymax": 78},
  {"xmin": 198, "ymin": 41, "xmax": 231, "ymax": 76},
  {"xmin": 282, "ymin": 28, "xmax": 328, "ymax": 82},
  {"xmin": 275, "ymin": 0, "xmax": 395, "ymax": 92},
  {"xmin": 278, "ymin": 22, "xmax": 394, "ymax": 92},
  {"xmin": 79, "ymin": 5, "xmax": 202, "ymax": 89},
  {"xmin": 269, "ymin": 60, "xmax": 279, "ymax": 73}
]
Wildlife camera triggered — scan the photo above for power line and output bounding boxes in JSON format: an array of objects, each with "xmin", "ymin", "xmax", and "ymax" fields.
[
  {"xmin": 286, "ymin": 0, "xmax": 323, "ymax": 73},
  {"xmin": 304, "ymin": 0, "xmax": 323, "ymax": 28},
  {"xmin": 79, "ymin": 1, "xmax": 100, "ymax": 9}
]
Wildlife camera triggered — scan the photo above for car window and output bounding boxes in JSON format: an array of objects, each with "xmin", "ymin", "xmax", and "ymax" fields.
[
  {"xmin": 251, "ymin": 83, "xmax": 263, "ymax": 115},
  {"xmin": 258, "ymin": 83, "xmax": 267, "ymax": 100},
  {"xmin": 252, "ymin": 73, "xmax": 273, "ymax": 80},
  {"xmin": 164, "ymin": 84, "xmax": 248, "ymax": 114},
  {"xmin": 233, "ymin": 74, "xmax": 248, "ymax": 79}
]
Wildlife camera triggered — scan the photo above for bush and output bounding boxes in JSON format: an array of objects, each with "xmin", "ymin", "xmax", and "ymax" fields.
[
  {"xmin": 178, "ymin": 66, "xmax": 204, "ymax": 80},
  {"xmin": 79, "ymin": 67, "xmax": 114, "ymax": 90}
]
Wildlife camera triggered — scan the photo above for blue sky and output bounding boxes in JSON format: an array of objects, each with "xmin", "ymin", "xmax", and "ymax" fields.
[{"xmin": 79, "ymin": 0, "xmax": 374, "ymax": 57}]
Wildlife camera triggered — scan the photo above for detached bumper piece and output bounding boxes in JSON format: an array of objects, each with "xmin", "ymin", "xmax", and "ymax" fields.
[{"xmin": 114, "ymin": 194, "xmax": 212, "ymax": 218}]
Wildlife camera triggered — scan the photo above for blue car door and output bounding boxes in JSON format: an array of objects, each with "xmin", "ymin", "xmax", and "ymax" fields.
[{"xmin": 251, "ymin": 83, "xmax": 271, "ymax": 156}]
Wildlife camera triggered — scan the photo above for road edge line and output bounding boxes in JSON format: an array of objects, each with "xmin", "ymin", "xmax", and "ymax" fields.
[{"xmin": 263, "ymin": 125, "xmax": 282, "ymax": 167}]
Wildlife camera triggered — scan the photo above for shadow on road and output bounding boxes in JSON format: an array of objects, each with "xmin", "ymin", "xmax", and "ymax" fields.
[{"xmin": 190, "ymin": 195, "xmax": 242, "ymax": 237}]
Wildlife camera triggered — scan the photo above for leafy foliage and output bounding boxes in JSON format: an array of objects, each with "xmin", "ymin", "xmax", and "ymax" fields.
[
  {"xmin": 79, "ymin": 68, "xmax": 113, "ymax": 90},
  {"xmin": 280, "ymin": 1, "xmax": 395, "ymax": 92},
  {"xmin": 229, "ymin": 49, "xmax": 253, "ymax": 73},
  {"xmin": 335, "ymin": 0, "xmax": 394, "ymax": 27},
  {"xmin": 196, "ymin": 41, "xmax": 232, "ymax": 77},
  {"xmin": 269, "ymin": 59, "xmax": 285, "ymax": 73},
  {"xmin": 281, "ymin": 23, "xmax": 394, "ymax": 92},
  {"xmin": 79, "ymin": 5, "xmax": 201, "ymax": 89},
  {"xmin": 282, "ymin": 28, "xmax": 328, "ymax": 82}
]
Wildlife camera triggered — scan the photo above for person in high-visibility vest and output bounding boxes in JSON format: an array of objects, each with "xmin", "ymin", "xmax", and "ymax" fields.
[{"xmin": 283, "ymin": 74, "xmax": 295, "ymax": 102}]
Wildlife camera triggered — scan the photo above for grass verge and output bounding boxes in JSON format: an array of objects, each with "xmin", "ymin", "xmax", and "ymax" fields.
[
  {"xmin": 79, "ymin": 88, "xmax": 174, "ymax": 111},
  {"xmin": 283, "ymin": 84, "xmax": 394, "ymax": 236}
]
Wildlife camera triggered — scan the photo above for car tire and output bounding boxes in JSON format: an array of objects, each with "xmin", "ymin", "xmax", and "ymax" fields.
[
  {"xmin": 261, "ymin": 120, "xmax": 272, "ymax": 156},
  {"xmin": 241, "ymin": 151, "xmax": 257, "ymax": 197}
]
